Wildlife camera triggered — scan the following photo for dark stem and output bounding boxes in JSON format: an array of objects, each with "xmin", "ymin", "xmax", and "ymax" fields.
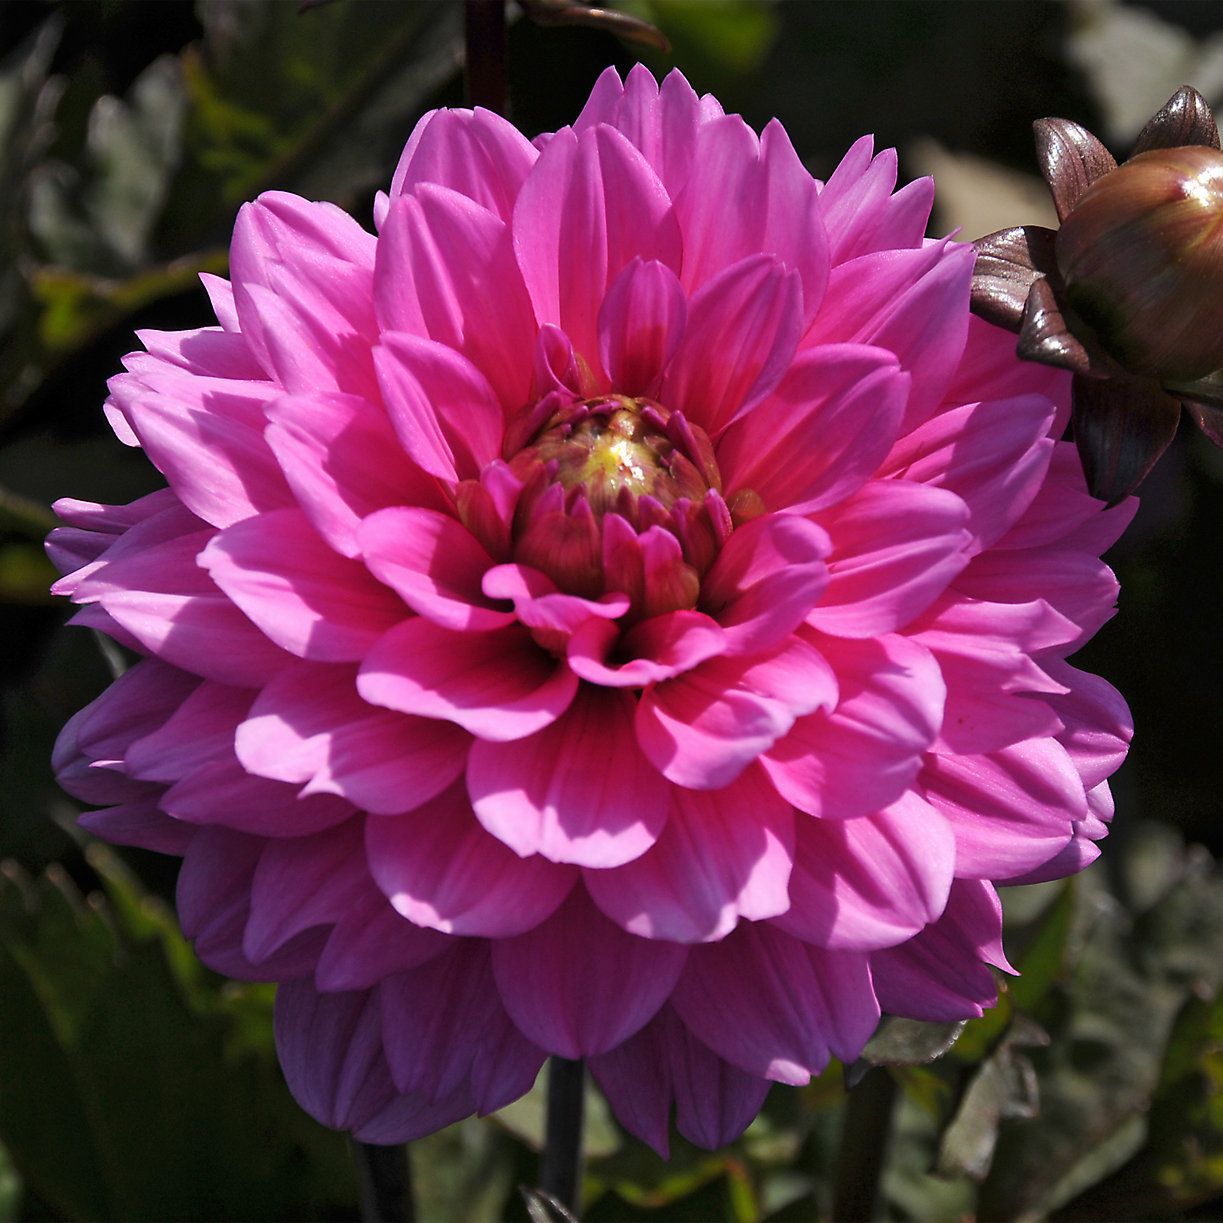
[
  {"xmin": 539, "ymin": 1057, "xmax": 585, "ymax": 1215},
  {"xmin": 464, "ymin": 0, "xmax": 507, "ymax": 115},
  {"xmin": 352, "ymin": 1140, "xmax": 414, "ymax": 1223},
  {"xmin": 831, "ymin": 1067, "xmax": 897, "ymax": 1223}
]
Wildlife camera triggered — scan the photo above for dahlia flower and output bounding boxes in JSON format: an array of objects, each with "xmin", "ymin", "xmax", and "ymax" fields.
[{"xmin": 51, "ymin": 66, "xmax": 1132, "ymax": 1155}]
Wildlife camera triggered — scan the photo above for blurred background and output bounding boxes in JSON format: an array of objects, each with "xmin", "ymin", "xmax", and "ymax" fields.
[{"xmin": 1, "ymin": 1, "xmax": 1222, "ymax": 1219}]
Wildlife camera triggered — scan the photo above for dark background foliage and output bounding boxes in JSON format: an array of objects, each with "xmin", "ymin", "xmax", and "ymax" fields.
[{"xmin": 0, "ymin": 2, "xmax": 1221, "ymax": 1219}]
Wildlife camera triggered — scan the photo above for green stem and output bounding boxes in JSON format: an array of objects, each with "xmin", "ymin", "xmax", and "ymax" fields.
[
  {"xmin": 352, "ymin": 1140, "xmax": 414, "ymax": 1223},
  {"xmin": 831, "ymin": 1068, "xmax": 897, "ymax": 1223}
]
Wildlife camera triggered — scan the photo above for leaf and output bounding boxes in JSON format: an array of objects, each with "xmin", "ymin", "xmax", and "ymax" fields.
[
  {"xmin": 856, "ymin": 1016, "xmax": 967, "ymax": 1076},
  {"xmin": 522, "ymin": 1186, "xmax": 580, "ymax": 1223}
]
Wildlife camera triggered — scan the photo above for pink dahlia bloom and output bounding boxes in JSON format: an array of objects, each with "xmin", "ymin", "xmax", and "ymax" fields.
[{"xmin": 52, "ymin": 67, "xmax": 1132, "ymax": 1154}]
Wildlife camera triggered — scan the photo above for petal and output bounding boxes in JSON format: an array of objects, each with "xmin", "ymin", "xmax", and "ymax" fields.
[
  {"xmin": 264, "ymin": 391, "xmax": 444, "ymax": 559},
  {"xmin": 773, "ymin": 792, "xmax": 955, "ymax": 951},
  {"xmin": 701, "ymin": 513, "xmax": 830, "ymax": 655},
  {"xmin": 672, "ymin": 924, "xmax": 878, "ymax": 1083},
  {"xmin": 201, "ymin": 508, "xmax": 407, "ymax": 662},
  {"xmin": 807, "ymin": 481, "xmax": 973, "ymax": 637},
  {"xmin": 468, "ymin": 686, "xmax": 669, "ymax": 867},
  {"xmin": 358, "ymin": 619, "xmax": 577, "ymax": 741},
  {"xmin": 492, "ymin": 888, "xmax": 688, "ymax": 1058},
  {"xmin": 374, "ymin": 332, "xmax": 505, "ymax": 483},
  {"xmin": 376, "ymin": 187, "xmax": 536, "ymax": 410},
  {"xmin": 920, "ymin": 740, "xmax": 1085, "ymax": 878},
  {"xmin": 597, "ymin": 258, "xmax": 686, "ymax": 396},
  {"xmin": 637, "ymin": 636, "xmax": 838, "ymax": 790},
  {"xmin": 663, "ymin": 254, "xmax": 803, "ymax": 433},
  {"xmin": 567, "ymin": 610, "xmax": 726, "ymax": 688},
  {"xmin": 1043, "ymin": 660, "xmax": 1131, "ymax": 790},
  {"xmin": 360, "ymin": 507, "xmax": 511, "ymax": 631},
  {"xmin": 762, "ymin": 632, "xmax": 944, "ymax": 819},
  {"xmin": 126, "ymin": 681, "xmax": 253, "ymax": 782},
  {"xmin": 315, "ymin": 890, "xmax": 449, "ymax": 992},
  {"xmin": 586, "ymin": 766, "xmax": 795, "ymax": 942},
  {"xmin": 235, "ymin": 661, "xmax": 468, "ymax": 815},
  {"xmin": 79, "ymin": 800, "xmax": 195, "ymax": 856},
  {"xmin": 366, "ymin": 780, "xmax": 574, "ymax": 936},
  {"xmin": 481, "ymin": 563, "xmax": 629, "ymax": 637},
  {"xmin": 512, "ymin": 123, "xmax": 682, "ymax": 370},
  {"xmin": 717, "ymin": 344, "xmax": 909, "ymax": 515}
]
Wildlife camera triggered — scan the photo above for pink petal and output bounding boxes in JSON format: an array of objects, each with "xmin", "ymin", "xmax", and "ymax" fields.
[
  {"xmin": 702, "ymin": 513, "xmax": 830, "ymax": 655},
  {"xmin": 366, "ymin": 779, "xmax": 574, "ymax": 936},
  {"xmin": 359, "ymin": 507, "xmax": 511, "ymax": 631},
  {"xmin": 1044, "ymin": 660, "xmax": 1132, "ymax": 789},
  {"xmin": 390, "ymin": 106, "xmax": 538, "ymax": 222},
  {"xmin": 597, "ymin": 258, "xmax": 686, "ymax": 396},
  {"xmin": 807, "ymin": 480, "xmax": 972, "ymax": 637},
  {"xmin": 376, "ymin": 187, "xmax": 536, "ymax": 410},
  {"xmin": 662, "ymin": 254, "xmax": 803, "ymax": 433},
  {"xmin": 717, "ymin": 344, "xmax": 909, "ymax": 515},
  {"xmin": 637, "ymin": 636, "xmax": 838, "ymax": 790},
  {"xmin": 201, "ymin": 508, "xmax": 406, "ymax": 662},
  {"xmin": 676, "ymin": 115, "xmax": 828, "ymax": 322},
  {"xmin": 880, "ymin": 395, "xmax": 1056, "ymax": 552},
  {"xmin": 358, "ymin": 619, "xmax": 578, "ymax": 741},
  {"xmin": 671, "ymin": 923, "xmax": 878, "ymax": 1083},
  {"xmin": 870, "ymin": 879, "xmax": 1009, "ymax": 1022},
  {"xmin": 586, "ymin": 766, "xmax": 795, "ymax": 941},
  {"xmin": 920, "ymin": 740, "xmax": 1085, "ymax": 877},
  {"xmin": 374, "ymin": 331, "xmax": 505, "ymax": 483},
  {"xmin": 762, "ymin": 632, "xmax": 944, "ymax": 819},
  {"xmin": 482, "ymin": 563, "xmax": 629, "ymax": 637},
  {"xmin": 78, "ymin": 800, "xmax": 195, "ymax": 856},
  {"xmin": 108, "ymin": 370, "xmax": 291, "ymax": 529},
  {"xmin": 265, "ymin": 391, "xmax": 444, "ymax": 559},
  {"xmin": 235, "ymin": 661, "xmax": 468, "ymax": 815},
  {"xmin": 512, "ymin": 123, "xmax": 682, "ymax": 371},
  {"xmin": 468, "ymin": 685, "xmax": 669, "ymax": 867},
  {"xmin": 567, "ymin": 610, "xmax": 726, "ymax": 687},
  {"xmin": 491, "ymin": 888, "xmax": 688, "ymax": 1058},
  {"xmin": 773, "ymin": 792, "xmax": 955, "ymax": 950}
]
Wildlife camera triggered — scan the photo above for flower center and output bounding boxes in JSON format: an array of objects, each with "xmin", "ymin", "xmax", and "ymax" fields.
[{"xmin": 513, "ymin": 394, "xmax": 717, "ymax": 519}]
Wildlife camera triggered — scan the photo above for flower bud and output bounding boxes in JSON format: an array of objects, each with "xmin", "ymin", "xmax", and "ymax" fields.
[{"xmin": 1055, "ymin": 146, "xmax": 1223, "ymax": 381}]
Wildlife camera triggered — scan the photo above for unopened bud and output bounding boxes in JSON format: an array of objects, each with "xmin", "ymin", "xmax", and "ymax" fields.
[{"xmin": 1055, "ymin": 146, "xmax": 1223, "ymax": 381}]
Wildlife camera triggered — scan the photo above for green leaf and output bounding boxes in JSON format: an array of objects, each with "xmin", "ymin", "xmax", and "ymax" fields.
[{"xmin": 857, "ymin": 1015, "xmax": 967, "ymax": 1073}]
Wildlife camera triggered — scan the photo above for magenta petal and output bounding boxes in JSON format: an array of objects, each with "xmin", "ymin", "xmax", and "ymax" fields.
[
  {"xmin": 589, "ymin": 1006, "xmax": 770, "ymax": 1157},
  {"xmin": 244, "ymin": 821, "xmax": 368, "ymax": 962},
  {"xmin": 201, "ymin": 508, "xmax": 406, "ymax": 662},
  {"xmin": 78, "ymin": 800, "xmax": 195, "ymax": 856},
  {"xmin": 376, "ymin": 187, "xmax": 535, "ymax": 410},
  {"xmin": 663, "ymin": 254, "xmax": 803, "ymax": 433},
  {"xmin": 374, "ymin": 331, "xmax": 505, "ymax": 483},
  {"xmin": 586, "ymin": 766, "xmax": 795, "ymax": 941},
  {"xmin": 808, "ymin": 480, "xmax": 973, "ymax": 637},
  {"xmin": 235, "ymin": 661, "xmax": 468, "ymax": 815},
  {"xmin": 492, "ymin": 889, "xmax": 688, "ymax": 1058},
  {"xmin": 1044, "ymin": 660, "xmax": 1132, "ymax": 789},
  {"xmin": 315, "ymin": 891, "xmax": 449, "ymax": 992},
  {"xmin": 126, "ymin": 681, "xmax": 253, "ymax": 782},
  {"xmin": 265, "ymin": 391, "xmax": 443, "ymax": 559},
  {"xmin": 358, "ymin": 620, "xmax": 577, "ymax": 741},
  {"xmin": 513, "ymin": 123, "xmax": 682, "ymax": 370},
  {"xmin": 390, "ymin": 106, "xmax": 538, "ymax": 223},
  {"xmin": 718, "ymin": 344, "xmax": 909, "ymax": 515},
  {"xmin": 366, "ymin": 780, "xmax": 574, "ymax": 936},
  {"xmin": 482, "ymin": 563, "xmax": 629, "ymax": 636},
  {"xmin": 774, "ymin": 793, "xmax": 955, "ymax": 950},
  {"xmin": 162, "ymin": 754, "xmax": 355, "ymax": 838},
  {"xmin": 870, "ymin": 879, "xmax": 1009, "ymax": 1022},
  {"xmin": 672, "ymin": 923, "xmax": 878, "ymax": 1083},
  {"xmin": 360, "ymin": 507, "xmax": 511, "ymax": 631},
  {"xmin": 702, "ymin": 513, "xmax": 829, "ymax": 655},
  {"xmin": 468, "ymin": 686, "xmax": 669, "ymax": 867},
  {"xmin": 637, "ymin": 637, "xmax": 838, "ymax": 790},
  {"xmin": 597, "ymin": 258, "xmax": 686, "ymax": 396},
  {"xmin": 921, "ymin": 740, "xmax": 1085, "ymax": 877},
  {"xmin": 762, "ymin": 633, "xmax": 944, "ymax": 820}
]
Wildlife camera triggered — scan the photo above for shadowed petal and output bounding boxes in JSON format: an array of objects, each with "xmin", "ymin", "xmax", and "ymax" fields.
[{"xmin": 1033, "ymin": 118, "xmax": 1117, "ymax": 222}]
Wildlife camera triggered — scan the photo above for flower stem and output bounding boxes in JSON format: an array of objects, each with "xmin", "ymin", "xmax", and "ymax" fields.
[
  {"xmin": 831, "ymin": 1067, "xmax": 896, "ymax": 1222},
  {"xmin": 464, "ymin": 0, "xmax": 507, "ymax": 115},
  {"xmin": 539, "ymin": 1056, "xmax": 585, "ymax": 1215},
  {"xmin": 352, "ymin": 1140, "xmax": 414, "ymax": 1223}
]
